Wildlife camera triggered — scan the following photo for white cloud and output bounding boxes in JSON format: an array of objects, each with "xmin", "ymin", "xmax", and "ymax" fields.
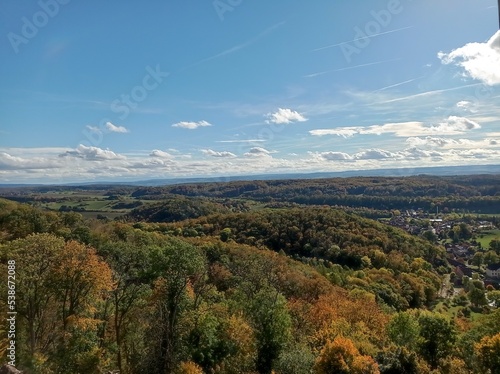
[
  {"xmin": 309, "ymin": 127, "xmax": 363, "ymax": 138},
  {"xmin": 86, "ymin": 125, "xmax": 101, "ymax": 133},
  {"xmin": 244, "ymin": 147, "xmax": 274, "ymax": 157},
  {"xmin": 172, "ymin": 120, "xmax": 212, "ymax": 130},
  {"xmin": 0, "ymin": 152, "xmax": 59, "ymax": 170},
  {"xmin": 216, "ymin": 139, "xmax": 266, "ymax": 143},
  {"xmin": 1, "ymin": 145, "xmax": 500, "ymax": 184},
  {"xmin": 150, "ymin": 150, "xmax": 173, "ymax": 158},
  {"xmin": 318, "ymin": 151, "xmax": 353, "ymax": 161},
  {"xmin": 201, "ymin": 149, "xmax": 237, "ymax": 158},
  {"xmin": 355, "ymin": 149, "xmax": 396, "ymax": 160},
  {"xmin": 431, "ymin": 116, "xmax": 481, "ymax": 133},
  {"xmin": 406, "ymin": 136, "xmax": 500, "ymax": 149},
  {"xmin": 60, "ymin": 144, "xmax": 126, "ymax": 161},
  {"xmin": 438, "ymin": 30, "xmax": 500, "ymax": 86},
  {"xmin": 309, "ymin": 116, "xmax": 481, "ymax": 138},
  {"xmin": 406, "ymin": 136, "xmax": 452, "ymax": 148},
  {"xmin": 401, "ymin": 147, "xmax": 443, "ymax": 160},
  {"xmin": 456, "ymin": 100, "xmax": 476, "ymax": 112},
  {"xmin": 265, "ymin": 108, "xmax": 307, "ymax": 124},
  {"xmin": 105, "ymin": 122, "xmax": 129, "ymax": 133}
]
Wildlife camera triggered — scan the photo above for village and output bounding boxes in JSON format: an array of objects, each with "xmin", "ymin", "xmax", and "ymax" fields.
[{"xmin": 386, "ymin": 209, "xmax": 500, "ymax": 293}]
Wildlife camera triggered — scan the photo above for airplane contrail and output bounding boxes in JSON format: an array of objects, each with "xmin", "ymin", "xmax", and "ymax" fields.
[
  {"xmin": 373, "ymin": 77, "xmax": 423, "ymax": 92},
  {"xmin": 312, "ymin": 26, "xmax": 413, "ymax": 52},
  {"xmin": 304, "ymin": 58, "xmax": 401, "ymax": 78}
]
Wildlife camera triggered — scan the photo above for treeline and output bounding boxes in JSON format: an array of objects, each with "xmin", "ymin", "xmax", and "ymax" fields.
[
  {"xmin": 123, "ymin": 197, "xmax": 249, "ymax": 223},
  {"xmin": 127, "ymin": 175, "xmax": 500, "ymax": 213}
]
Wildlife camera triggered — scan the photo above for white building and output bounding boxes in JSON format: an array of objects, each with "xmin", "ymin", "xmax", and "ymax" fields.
[{"xmin": 486, "ymin": 264, "xmax": 500, "ymax": 279}]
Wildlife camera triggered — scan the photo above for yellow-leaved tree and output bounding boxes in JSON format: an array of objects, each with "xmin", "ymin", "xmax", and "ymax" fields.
[{"xmin": 313, "ymin": 336, "xmax": 380, "ymax": 374}]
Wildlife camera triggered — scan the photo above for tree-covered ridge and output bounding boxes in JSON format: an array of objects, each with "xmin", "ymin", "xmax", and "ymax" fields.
[
  {"xmin": 123, "ymin": 196, "xmax": 248, "ymax": 223},
  {"xmin": 132, "ymin": 175, "xmax": 500, "ymax": 198},
  {"xmin": 127, "ymin": 175, "xmax": 500, "ymax": 214},
  {"xmin": 154, "ymin": 207, "xmax": 445, "ymax": 311},
  {"xmin": 158, "ymin": 207, "xmax": 444, "ymax": 267}
]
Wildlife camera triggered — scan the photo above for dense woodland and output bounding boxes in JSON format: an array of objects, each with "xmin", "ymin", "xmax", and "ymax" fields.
[{"xmin": 1, "ymin": 175, "xmax": 500, "ymax": 373}]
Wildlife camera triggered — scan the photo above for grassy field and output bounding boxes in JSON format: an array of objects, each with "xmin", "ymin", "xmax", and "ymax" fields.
[
  {"xmin": 476, "ymin": 229, "xmax": 500, "ymax": 248},
  {"xmin": 432, "ymin": 300, "xmax": 483, "ymax": 321}
]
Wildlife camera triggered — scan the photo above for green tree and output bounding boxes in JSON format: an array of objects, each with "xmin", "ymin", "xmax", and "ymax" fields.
[
  {"xmin": 471, "ymin": 252, "xmax": 484, "ymax": 268},
  {"xmin": 488, "ymin": 290, "xmax": 500, "ymax": 308},
  {"xmin": 484, "ymin": 250, "xmax": 500, "ymax": 266},
  {"xmin": 469, "ymin": 285, "xmax": 487, "ymax": 307},
  {"xmin": 220, "ymin": 228, "xmax": 232, "ymax": 242},
  {"xmin": 458, "ymin": 223, "xmax": 473, "ymax": 240},
  {"xmin": 489, "ymin": 239, "xmax": 500, "ymax": 254},
  {"xmin": 247, "ymin": 287, "xmax": 291, "ymax": 374},
  {"xmin": 1, "ymin": 233, "xmax": 65, "ymax": 367},
  {"xmin": 417, "ymin": 312, "xmax": 457, "ymax": 369},
  {"xmin": 422, "ymin": 230, "xmax": 437, "ymax": 243},
  {"xmin": 376, "ymin": 347, "xmax": 422, "ymax": 374},
  {"xmin": 387, "ymin": 311, "xmax": 420, "ymax": 350},
  {"xmin": 275, "ymin": 342, "xmax": 315, "ymax": 374},
  {"xmin": 98, "ymin": 241, "xmax": 152, "ymax": 373},
  {"xmin": 147, "ymin": 239, "xmax": 206, "ymax": 374}
]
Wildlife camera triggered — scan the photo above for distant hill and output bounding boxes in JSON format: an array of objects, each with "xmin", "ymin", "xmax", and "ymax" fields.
[{"xmin": 1, "ymin": 163, "xmax": 499, "ymax": 187}]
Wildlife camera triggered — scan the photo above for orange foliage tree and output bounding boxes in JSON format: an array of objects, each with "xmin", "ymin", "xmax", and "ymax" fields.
[{"xmin": 313, "ymin": 336, "xmax": 380, "ymax": 374}]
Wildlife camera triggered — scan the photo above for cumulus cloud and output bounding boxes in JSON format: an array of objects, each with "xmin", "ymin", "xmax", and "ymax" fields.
[
  {"xmin": 105, "ymin": 122, "xmax": 129, "ymax": 133},
  {"xmin": 85, "ymin": 122, "xmax": 129, "ymax": 134},
  {"xmin": 265, "ymin": 108, "xmax": 307, "ymax": 124},
  {"xmin": 172, "ymin": 120, "xmax": 212, "ymax": 130},
  {"xmin": 0, "ymin": 152, "xmax": 59, "ymax": 170},
  {"xmin": 244, "ymin": 147, "xmax": 274, "ymax": 157},
  {"xmin": 201, "ymin": 149, "xmax": 237, "ymax": 158},
  {"xmin": 401, "ymin": 147, "xmax": 443, "ymax": 160},
  {"xmin": 456, "ymin": 100, "xmax": 477, "ymax": 113},
  {"xmin": 406, "ymin": 136, "xmax": 500, "ymax": 149},
  {"xmin": 311, "ymin": 145, "xmax": 500, "ymax": 165},
  {"xmin": 355, "ymin": 149, "xmax": 396, "ymax": 160},
  {"xmin": 2, "ymin": 144, "xmax": 500, "ymax": 184},
  {"xmin": 318, "ymin": 151, "xmax": 353, "ymax": 161},
  {"xmin": 406, "ymin": 136, "xmax": 453, "ymax": 148},
  {"xmin": 438, "ymin": 30, "xmax": 500, "ymax": 86},
  {"xmin": 311, "ymin": 149, "xmax": 397, "ymax": 162},
  {"xmin": 60, "ymin": 144, "xmax": 126, "ymax": 161},
  {"xmin": 309, "ymin": 116, "xmax": 481, "ymax": 138},
  {"xmin": 150, "ymin": 150, "xmax": 173, "ymax": 158}
]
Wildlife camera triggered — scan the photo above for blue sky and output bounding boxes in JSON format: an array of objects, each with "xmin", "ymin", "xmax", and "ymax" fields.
[{"xmin": 1, "ymin": 0, "xmax": 499, "ymax": 183}]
